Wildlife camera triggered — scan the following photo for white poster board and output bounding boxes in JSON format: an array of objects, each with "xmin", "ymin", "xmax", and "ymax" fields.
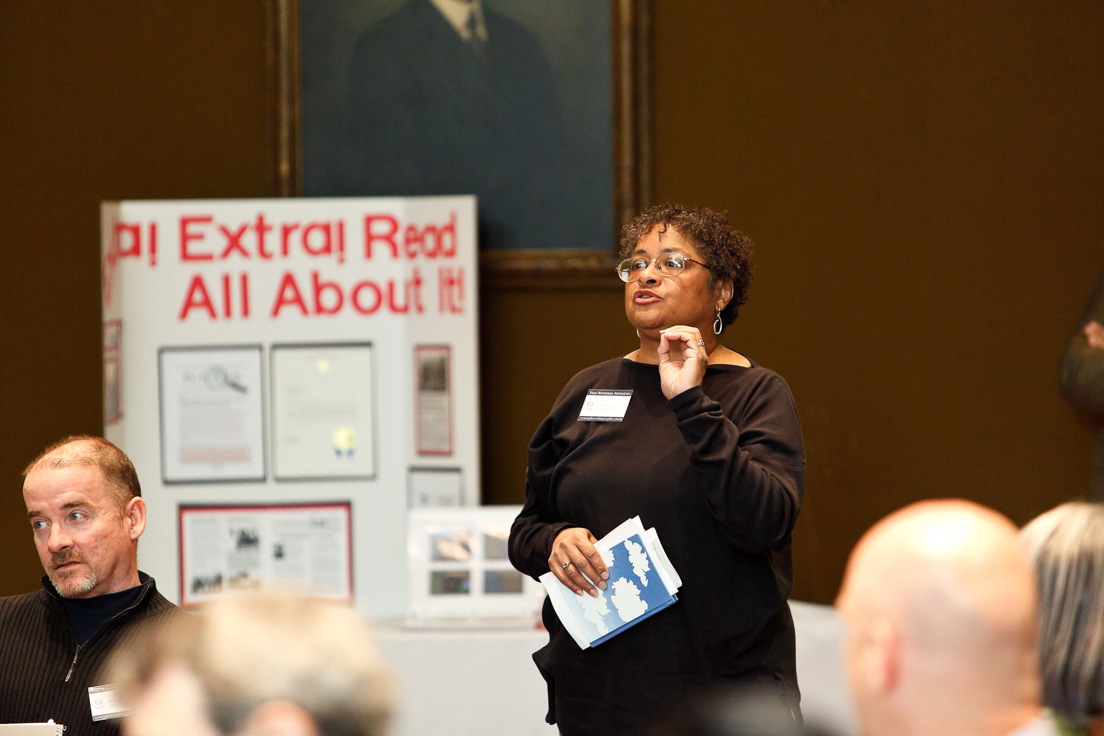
[{"xmin": 101, "ymin": 197, "xmax": 480, "ymax": 619}]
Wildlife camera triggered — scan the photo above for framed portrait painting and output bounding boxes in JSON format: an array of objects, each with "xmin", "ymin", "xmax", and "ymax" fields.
[{"xmin": 271, "ymin": 0, "xmax": 652, "ymax": 286}]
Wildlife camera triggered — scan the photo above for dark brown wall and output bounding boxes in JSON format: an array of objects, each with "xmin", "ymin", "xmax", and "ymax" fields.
[
  {"xmin": 647, "ymin": 2, "xmax": 1104, "ymax": 601},
  {"xmin": 2, "ymin": 2, "xmax": 1101, "ymax": 604},
  {"xmin": 0, "ymin": 1, "xmax": 276, "ymax": 594}
]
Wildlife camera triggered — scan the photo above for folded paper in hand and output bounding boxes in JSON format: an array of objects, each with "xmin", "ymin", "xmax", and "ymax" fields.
[{"xmin": 540, "ymin": 516, "xmax": 682, "ymax": 649}]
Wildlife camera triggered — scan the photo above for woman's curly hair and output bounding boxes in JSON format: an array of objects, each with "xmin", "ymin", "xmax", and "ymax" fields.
[{"xmin": 619, "ymin": 203, "xmax": 754, "ymax": 331}]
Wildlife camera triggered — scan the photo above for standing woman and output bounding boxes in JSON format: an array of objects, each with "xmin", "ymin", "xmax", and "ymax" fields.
[{"xmin": 509, "ymin": 204, "xmax": 806, "ymax": 735}]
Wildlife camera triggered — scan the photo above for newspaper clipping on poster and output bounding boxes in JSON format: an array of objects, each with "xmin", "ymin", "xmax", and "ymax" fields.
[{"xmin": 179, "ymin": 503, "xmax": 352, "ymax": 606}]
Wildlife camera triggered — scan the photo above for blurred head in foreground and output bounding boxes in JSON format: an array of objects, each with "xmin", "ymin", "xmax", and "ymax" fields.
[
  {"xmin": 110, "ymin": 592, "xmax": 394, "ymax": 736},
  {"xmin": 1020, "ymin": 502, "xmax": 1104, "ymax": 734},
  {"xmin": 835, "ymin": 500, "xmax": 1043, "ymax": 736}
]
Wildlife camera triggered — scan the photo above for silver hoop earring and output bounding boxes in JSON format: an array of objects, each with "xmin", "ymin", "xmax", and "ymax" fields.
[
  {"xmin": 635, "ymin": 328, "xmax": 641, "ymax": 337},
  {"xmin": 713, "ymin": 312, "xmax": 723, "ymax": 335}
]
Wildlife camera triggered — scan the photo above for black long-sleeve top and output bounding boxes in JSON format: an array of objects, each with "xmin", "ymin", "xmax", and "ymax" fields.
[{"xmin": 509, "ymin": 357, "xmax": 806, "ymax": 735}]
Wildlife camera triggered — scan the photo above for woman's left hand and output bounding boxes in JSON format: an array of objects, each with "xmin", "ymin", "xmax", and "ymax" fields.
[{"xmin": 658, "ymin": 325, "xmax": 709, "ymax": 399}]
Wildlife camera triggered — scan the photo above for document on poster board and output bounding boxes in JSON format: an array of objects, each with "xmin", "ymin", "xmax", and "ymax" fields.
[
  {"xmin": 159, "ymin": 346, "xmax": 266, "ymax": 483},
  {"xmin": 271, "ymin": 343, "xmax": 375, "ymax": 480},
  {"xmin": 415, "ymin": 345, "xmax": 452, "ymax": 455},
  {"xmin": 179, "ymin": 503, "xmax": 352, "ymax": 606},
  {"xmin": 408, "ymin": 467, "xmax": 463, "ymax": 507}
]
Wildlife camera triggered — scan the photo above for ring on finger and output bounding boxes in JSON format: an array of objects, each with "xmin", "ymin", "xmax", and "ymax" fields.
[
  {"xmin": 697, "ymin": 339, "xmax": 705, "ymax": 346},
  {"xmin": 562, "ymin": 561, "xmax": 571, "ymax": 570}
]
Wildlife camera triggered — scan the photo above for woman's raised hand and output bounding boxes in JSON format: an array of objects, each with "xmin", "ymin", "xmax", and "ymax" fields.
[
  {"xmin": 1085, "ymin": 320, "xmax": 1104, "ymax": 349},
  {"xmin": 549, "ymin": 527, "xmax": 609, "ymax": 597},
  {"xmin": 657, "ymin": 325, "xmax": 709, "ymax": 399}
]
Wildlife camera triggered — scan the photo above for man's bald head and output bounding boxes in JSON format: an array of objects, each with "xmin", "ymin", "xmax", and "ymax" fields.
[
  {"xmin": 23, "ymin": 435, "xmax": 141, "ymax": 515},
  {"xmin": 839, "ymin": 500, "xmax": 1037, "ymax": 647},
  {"xmin": 836, "ymin": 500, "xmax": 1042, "ymax": 736}
]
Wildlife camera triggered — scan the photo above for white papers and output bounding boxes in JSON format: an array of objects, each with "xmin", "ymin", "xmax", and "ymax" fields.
[
  {"xmin": 0, "ymin": 726, "xmax": 65, "ymax": 735},
  {"xmin": 179, "ymin": 503, "xmax": 352, "ymax": 605},
  {"xmin": 271, "ymin": 343, "xmax": 375, "ymax": 480},
  {"xmin": 540, "ymin": 516, "xmax": 681, "ymax": 649},
  {"xmin": 159, "ymin": 346, "xmax": 266, "ymax": 482}
]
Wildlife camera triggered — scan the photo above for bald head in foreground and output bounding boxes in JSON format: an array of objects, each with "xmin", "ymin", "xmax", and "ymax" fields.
[
  {"xmin": 835, "ymin": 500, "xmax": 1056, "ymax": 736},
  {"xmin": 110, "ymin": 592, "xmax": 394, "ymax": 736}
]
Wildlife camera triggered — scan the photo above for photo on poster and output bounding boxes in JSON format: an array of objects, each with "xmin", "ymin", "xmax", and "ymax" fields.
[
  {"xmin": 430, "ymin": 570, "xmax": 471, "ymax": 595},
  {"xmin": 179, "ymin": 502, "xmax": 353, "ymax": 606},
  {"xmin": 103, "ymin": 320, "xmax": 122, "ymax": 425},
  {"xmin": 414, "ymin": 345, "xmax": 452, "ymax": 455},
  {"xmin": 484, "ymin": 569, "xmax": 524, "ymax": 595},
  {"xmin": 271, "ymin": 343, "xmax": 375, "ymax": 480},
  {"xmin": 158, "ymin": 345, "xmax": 266, "ymax": 483},
  {"xmin": 408, "ymin": 466, "xmax": 463, "ymax": 507},
  {"xmin": 483, "ymin": 529, "xmax": 509, "ymax": 561},
  {"xmin": 429, "ymin": 528, "xmax": 472, "ymax": 562}
]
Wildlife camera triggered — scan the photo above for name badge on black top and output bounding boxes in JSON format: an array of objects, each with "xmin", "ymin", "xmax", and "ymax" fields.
[{"xmin": 578, "ymin": 389, "xmax": 632, "ymax": 422}]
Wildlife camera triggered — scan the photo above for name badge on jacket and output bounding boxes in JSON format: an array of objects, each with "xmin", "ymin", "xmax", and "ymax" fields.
[{"xmin": 89, "ymin": 683, "xmax": 128, "ymax": 721}]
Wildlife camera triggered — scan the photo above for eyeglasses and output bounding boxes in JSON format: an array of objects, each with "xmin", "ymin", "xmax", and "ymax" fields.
[{"xmin": 616, "ymin": 254, "xmax": 709, "ymax": 282}]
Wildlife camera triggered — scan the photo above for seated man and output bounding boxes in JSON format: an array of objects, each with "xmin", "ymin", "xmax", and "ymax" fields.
[
  {"xmin": 0, "ymin": 436, "xmax": 176, "ymax": 733},
  {"xmin": 835, "ymin": 499, "xmax": 1056, "ymax": 736},
  {"xmin": 110, "ymin": 592, "xmax": 394, "ymax": 736}
]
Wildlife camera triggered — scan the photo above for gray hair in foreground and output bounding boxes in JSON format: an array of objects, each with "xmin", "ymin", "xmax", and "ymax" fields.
[
  {"xmin": 110, "ymin": 592, "xmax": 394, "ymax": 736},
  {"xmin": 1020, "ymin": 501, "xmax": 1104, "ymax": 726}
]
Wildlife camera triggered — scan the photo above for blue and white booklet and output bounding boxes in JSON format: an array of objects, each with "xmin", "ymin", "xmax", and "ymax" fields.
[{"xmin": 540, "ymin": 516, "xmax": 682, "ymax": 649}]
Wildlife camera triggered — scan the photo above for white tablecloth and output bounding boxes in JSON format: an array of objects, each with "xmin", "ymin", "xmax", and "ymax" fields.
[{"xmin": 375, "ymin": 601, "xmax": 858, "ymax": 736}]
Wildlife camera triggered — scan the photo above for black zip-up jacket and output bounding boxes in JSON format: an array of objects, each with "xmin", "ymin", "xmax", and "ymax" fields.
[{"xmin": 0, "ymin": 573, "xmax": 176, "ymax": 734}]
